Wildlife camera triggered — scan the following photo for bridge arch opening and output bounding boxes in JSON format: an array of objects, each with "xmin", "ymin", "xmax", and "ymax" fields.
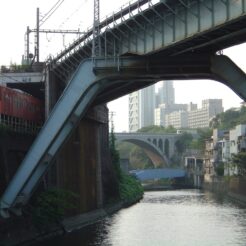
[
  {"xmin": 158, "ymin": 139, "xmax": 163, "ymax": 152},
  {"xmin": 164, "ymin": 139, "xmax": 170, "ymax": 158},
  {"xmin": 116, "ymin": 138, "xmax": 169, "ymax": 168},
  {"xmin": 153, "ymin": 139, "xmax": 157, "ymax": 146}
]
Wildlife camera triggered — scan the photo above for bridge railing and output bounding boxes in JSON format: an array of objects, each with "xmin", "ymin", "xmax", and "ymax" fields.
[{"xmin": 50, "ymin": 0, "xmax": 158, "ymax": 65}]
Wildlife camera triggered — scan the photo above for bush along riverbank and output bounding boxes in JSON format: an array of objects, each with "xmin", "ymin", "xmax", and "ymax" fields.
[{"xmin": 109, "ymin": 122, "xmax": 144, "ymax": 204}]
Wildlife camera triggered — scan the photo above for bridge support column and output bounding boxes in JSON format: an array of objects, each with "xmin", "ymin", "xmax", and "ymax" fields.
[
  {"xmin": 45, "ymin": 67, "xmax": 65, "ymax": 119},
  {"xmin": 96, "ymin": 125, "xmax": 103, "ymax": 208},
  {"xmin": 211, "ymin": 55, "xmax": 246, "ymax": 100}
]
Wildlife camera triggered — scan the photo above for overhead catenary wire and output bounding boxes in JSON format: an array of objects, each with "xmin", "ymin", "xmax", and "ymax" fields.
[
  {"xmin": 40, "ymin": 0, "xmax": 65, "ymax": 27},
  {"xmin": 46, "ymin": 0, "xmax": 87, "ymax": 43}
]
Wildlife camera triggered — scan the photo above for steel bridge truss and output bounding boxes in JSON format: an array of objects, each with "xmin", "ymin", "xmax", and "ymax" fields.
[{"xmin": 48, "ymin": 0, "xmax": 246, "ymax": 83}]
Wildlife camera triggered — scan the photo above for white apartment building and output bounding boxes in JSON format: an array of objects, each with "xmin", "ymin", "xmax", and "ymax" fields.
[
  {"xmin": 204, "ymin": 125, "xmax": 246, "ymax": 177},
  {"xmin": 165, "ymin": 111, "xmax": 188, "ymax": 129},
  {"xmin": 128, "ymin": 91, "xmax": 139, "ymax": 132},
  {"xmin": 229, "ymin": 124, "xmax": 246, "ymax": 156},
  {"xmin": 155, "ymin": 103, "xmax": 187, "ymax": 126},
  {"xmin": 188, "ymin": 99, "xmax": 223, "ymax": 129},
  {"xmin": 128, "ymin": 85, "xmax": 155, "ymax": 132}
]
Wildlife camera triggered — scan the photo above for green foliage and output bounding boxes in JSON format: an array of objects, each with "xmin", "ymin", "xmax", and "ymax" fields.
[
  {"xmin": 109, "ymin": 124, "xmax": 121, "ymax": 182},
  {"xmin": 232, "ymin": 152, "xmax": 246, "ymax": 176},
  {"xmin": 32, "ymin": 188, "xmax": 78, "ymax": 230},
  {"xmin": 116, "ymin": 141, "xmax": 133, "ymax": 159},
  {"xmin": 129, "ymin": 146, "xmax": 154, "ymax": 169},
  {"xmin": 210, "ymin": 106, "xmax": 246, "ymax": 130},
  {"xmin": 215, "ymin": 163, "xmax": 224, "ymax": 176},
  {"xmin": 191, "ymin": 128, "xmax": 212, "ymax": 150},
  {"xmin": 175, "ymin": 132, "xmax": 193, "ymax": 154},
  {"xmin": 110, "ymin": 123, "xmax": 143, "ymax": 201},
  {"xmin": 119, "ymin": 173, "xmax": 144, "ymax": 202}
]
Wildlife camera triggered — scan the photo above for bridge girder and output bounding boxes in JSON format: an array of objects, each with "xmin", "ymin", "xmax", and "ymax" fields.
[
  {"xmin": 49, "ymin": 0, "xmax": 246, "ymax": 79},
  {"xmin": 0, "ymin": 54, "xmax": 245, "ymax": 218}
]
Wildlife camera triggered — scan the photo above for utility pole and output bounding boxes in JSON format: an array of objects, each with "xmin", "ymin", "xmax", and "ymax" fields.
[
  {"xmin": 92, "ymin": 0, "xmax": 100, "ymax": 58},
  {"xmin": 36, "ymin": 8, "xmax": 40, "ymax": 62}
]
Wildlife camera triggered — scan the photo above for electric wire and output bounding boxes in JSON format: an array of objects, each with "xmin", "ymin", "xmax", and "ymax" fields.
[
  {"xmin": 40, "ymin": 0, "xmax": 65, "ymax": 27},
  {"xmin": 44, "ymin": 0, "xmax": 88, "ymax": 45}
]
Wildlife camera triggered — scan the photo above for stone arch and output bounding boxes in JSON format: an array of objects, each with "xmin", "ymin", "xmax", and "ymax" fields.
[{"xmin": 116, "ymin": 138, "xmax": 169, "ymax": 166}]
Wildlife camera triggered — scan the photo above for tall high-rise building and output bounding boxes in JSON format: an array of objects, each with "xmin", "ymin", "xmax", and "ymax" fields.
[
  {"xmin": 156, "ymin": 80, "xmax": 175, "ymax": 106},
  {"xmin": 155, "ymin": 81, "xmax": 188, "ymax": 126},
  {"xmin": 139, "ymin": 85, "xmax": 155, "ymax": 128},
  {"xmin": 128, "ymin": 91, "xmax": 139, "ymax": 132},
  {"xmin": 129, "ymin": 85, "xmax": 155, "ymax": 132}
]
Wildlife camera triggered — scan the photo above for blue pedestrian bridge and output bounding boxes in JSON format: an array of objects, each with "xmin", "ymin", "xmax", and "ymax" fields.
[{"xmin": 130, "ymin": 168, "xmax": 186, "ymax": 181}]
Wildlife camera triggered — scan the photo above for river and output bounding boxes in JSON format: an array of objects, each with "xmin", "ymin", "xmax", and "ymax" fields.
[{"xmin": 36, "ymin": 189, "xmax": 246, "ymax": 245}]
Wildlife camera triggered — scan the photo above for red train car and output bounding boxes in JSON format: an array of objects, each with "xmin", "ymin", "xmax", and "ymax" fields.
[{"xmin": 0, "ymin": 85, "xmax": 43, "ymax": 132}]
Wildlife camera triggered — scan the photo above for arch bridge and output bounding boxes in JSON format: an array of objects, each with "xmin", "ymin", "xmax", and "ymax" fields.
[
  {"xmin": 1, "ymin": 0, "xmax": 246, "ymax": 217},
  {"xmin": 115, "ymin": 132, "xmax": 180, "ymax": 166}
]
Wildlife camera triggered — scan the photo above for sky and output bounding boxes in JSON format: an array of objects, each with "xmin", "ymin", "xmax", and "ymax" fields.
[{"xmin": 0, "ymin": 0, "xmax": 245, "ymax": 132}]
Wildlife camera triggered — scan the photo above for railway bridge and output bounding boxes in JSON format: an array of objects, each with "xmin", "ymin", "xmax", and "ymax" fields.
[{"xmin": 1, "ymin": 0, "xmax": 246, "ymax": 217}]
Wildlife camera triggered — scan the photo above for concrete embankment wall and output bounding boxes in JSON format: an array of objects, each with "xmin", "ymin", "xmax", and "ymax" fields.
[
  {"xmin": 45, "ymin": 104, "xmax": 119, "ymax": 215},
  {"xmin": 0, "ymin": 132, "xmax": 35, "ymax": 196},
  {"xmin": 203, "ymin": 176, "xmax": 246, "ymax": 205}
]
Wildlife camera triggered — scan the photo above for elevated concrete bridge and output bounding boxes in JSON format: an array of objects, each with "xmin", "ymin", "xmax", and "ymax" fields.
[
  {"xmin": 115, "ymin": 132, "xmax": 181, "ymax": 166},
  {"xmin": 1, "ymin": 0, "xmax": 246, "ymax": 217}
]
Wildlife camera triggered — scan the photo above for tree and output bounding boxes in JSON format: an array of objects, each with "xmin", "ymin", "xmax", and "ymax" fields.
[
  {"xmin": 175, "ymin": 132, "xmax": 193, "ymax": 154},
  {"xmin": 210, "ymin": 106, "xmax": 246, "ymax": 130}
]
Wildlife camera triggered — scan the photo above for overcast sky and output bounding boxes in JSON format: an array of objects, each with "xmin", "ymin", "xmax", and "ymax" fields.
[{"xmin": 0, "ymin": 0, "xmax": 245, "ymax": 132}]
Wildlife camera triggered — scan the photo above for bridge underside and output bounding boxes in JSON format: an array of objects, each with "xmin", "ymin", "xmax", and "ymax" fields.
[
  {"xmin": 92, "ymin": 54, "xmax": 246, "ymax": 104},
  {"xmin": 0, "ymin": 54, "xmax": 245, "ymax": 217},
  {"xmin": 120, "ymin": 139, "xmax": 168, "ymax": 167}
]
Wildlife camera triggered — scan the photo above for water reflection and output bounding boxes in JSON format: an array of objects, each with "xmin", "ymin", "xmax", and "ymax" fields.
[{"xmin": 35, "ymin": 190, "xmax": 246, "ymax": 246}]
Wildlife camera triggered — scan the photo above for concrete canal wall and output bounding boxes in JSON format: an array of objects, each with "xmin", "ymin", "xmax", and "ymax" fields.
[{"xmin": 203, "ymin": 176, "xmax": 246, "ymax": 205}]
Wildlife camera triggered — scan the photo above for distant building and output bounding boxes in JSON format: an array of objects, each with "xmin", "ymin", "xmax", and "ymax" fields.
[
  {"xmin": 203, "ymin": 125, "xmax": 246, "ymax": 178},
  {"xmin": 188, "ymin": 99, "xmax": 223, "ymax": 129},
  {"xmin": 129, "ymin": 82, "xmax": 224, "ymax": 132},
  {"xmin": 165, "ymin": 111, "xmax": 188, "ymax": 129},
  {"xmin": 156, "ymin": 80, "xmax": 175, "ymax": 106},
  {"xmin": 129, "ymin": 91, "xmax": 140, "ymax": 132},
  {"xmin": 129, "ymin": 85, "xmax": 155, "ymax": 132},
  {"xmin": 139, "ymin": 85, "xmax": 155, "ymax": 128},
  {"xmin": 154, "ymin": 80, "xmax": 186, "ymax": 127}
]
